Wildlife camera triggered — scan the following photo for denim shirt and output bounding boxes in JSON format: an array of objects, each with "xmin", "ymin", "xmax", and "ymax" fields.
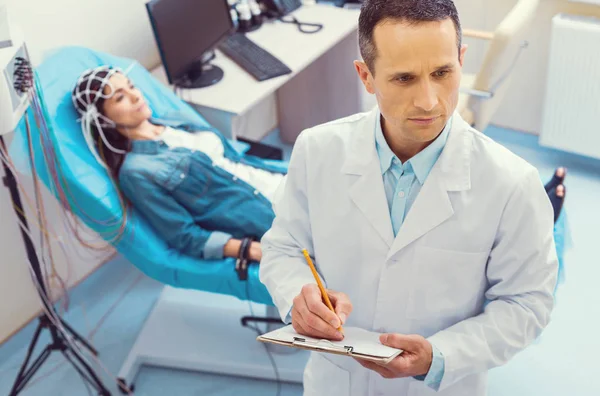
[{"xmin": 118, "ymin": 116, "xmax": 287, "ymax": 261}]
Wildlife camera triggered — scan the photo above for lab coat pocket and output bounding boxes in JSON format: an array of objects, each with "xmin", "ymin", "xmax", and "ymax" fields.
[
  {"xmin": 406, "ymin": 246, "xmax": 489, "ymax": 320},
  {"xmin": 303, "ymin": 353, "xmax": 351, "ymax": 396}
]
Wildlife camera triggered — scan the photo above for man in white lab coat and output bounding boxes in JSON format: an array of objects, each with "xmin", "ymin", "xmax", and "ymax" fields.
[{"xmin": 259, "ymin": 0, "xmax": 558, "ymax": 395}]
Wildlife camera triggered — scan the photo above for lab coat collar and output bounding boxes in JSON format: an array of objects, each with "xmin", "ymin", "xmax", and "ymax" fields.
[
  {"xmin": 374, "ymin": 110, "xmax": 452, "ymax": 185},
  {"xmin": 343, "ymin": 107, "xmax": 473, "ymax": 192},
  {"xmin": 342, "ymin": 106, "xmax": 474, "ymax": 253}
]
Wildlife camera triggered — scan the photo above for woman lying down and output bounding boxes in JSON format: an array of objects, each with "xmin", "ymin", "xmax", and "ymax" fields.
[
  {"xmin": 71, "ymin": 66, "xmax": 567, "ymax": 265},
  {"xmin": 72, "ymin": 65, "xmax": 282, "ymax": 263}
]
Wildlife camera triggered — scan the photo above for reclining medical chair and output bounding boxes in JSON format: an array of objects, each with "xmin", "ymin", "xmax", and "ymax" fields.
[
  {"xmin": 9, "ymin": 45, "xmax": 284, "ymax": 308},
  {"xmin": 8, "ymin": 46, "xmax": 297, "ymax": 391},
  {"xmin": 458, "ymin": 0, "xmax": 539, "ymax": 132}
]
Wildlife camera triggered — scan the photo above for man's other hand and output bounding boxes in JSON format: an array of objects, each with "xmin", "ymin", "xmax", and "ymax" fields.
[{"xmin": 354, "ymin": 334, "xmax": 433, "ymax": 379}]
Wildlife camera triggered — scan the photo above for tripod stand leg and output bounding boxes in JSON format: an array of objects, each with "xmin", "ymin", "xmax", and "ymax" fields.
[
  {"xmin": 61, "ymin": 346, "xmax": 111, "ymax": 396},
  {"xmin": 9, "ymin": 321, "xmax": 44, "ymax": 395},
  {"xmin": 10, "ymin": 345, "xmax": 52, "ymax": 396},
  {"xmin": 59, "ymin": 317, "xmax": 98, "ymax": 356}
]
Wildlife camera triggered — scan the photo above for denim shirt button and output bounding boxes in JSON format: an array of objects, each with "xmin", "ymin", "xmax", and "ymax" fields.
[
  {"xmin": 253, "ymin": 190, "xmax": 259, "ymax": 195},
  {"xmin": 180, "ymin": 173, "xmax": 185, "ymax": 179},
  {"xmin": 233, "ymin": 176, "xmax": 238, "ymax": 181}
]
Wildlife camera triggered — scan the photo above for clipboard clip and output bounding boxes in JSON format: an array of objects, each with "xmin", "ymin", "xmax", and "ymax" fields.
[{"xmin": 292, "ymin": 337, "xmax": 354, "ymax": 354}]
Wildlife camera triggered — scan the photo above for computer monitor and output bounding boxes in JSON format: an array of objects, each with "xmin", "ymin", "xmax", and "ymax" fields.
[{"xmin": 146, "ymin": 0, "xmax": 234, "ymax": 89}]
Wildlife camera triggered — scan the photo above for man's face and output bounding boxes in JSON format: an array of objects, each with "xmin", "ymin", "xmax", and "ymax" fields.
[{"xmin": 356, "ymin": 18, "xmax": 467, "ymax": 143}]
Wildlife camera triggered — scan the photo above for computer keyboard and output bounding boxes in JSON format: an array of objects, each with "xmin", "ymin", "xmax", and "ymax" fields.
[{"xmin": 219, "ymin": 33, "xmax": 292, "ymax": 82}]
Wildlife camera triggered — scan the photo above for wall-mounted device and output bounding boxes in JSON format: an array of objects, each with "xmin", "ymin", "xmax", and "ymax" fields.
[
  {"xmin": 0, "ymin": 7, "xmax": 32, "ymax": 136},
  {"xmin": 146, "ymin": 0, "xmax": 236, "ymax": 89}
]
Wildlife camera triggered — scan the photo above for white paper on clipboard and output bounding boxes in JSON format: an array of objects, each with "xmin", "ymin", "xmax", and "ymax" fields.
[{"xmin": 257, "ymin": 325, "xmax": 403, "ymax": 364}]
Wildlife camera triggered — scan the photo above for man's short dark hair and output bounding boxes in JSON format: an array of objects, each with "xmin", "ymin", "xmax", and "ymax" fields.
[{"xmin": 359, "ymin": 0, "xmax": 462, "ymax": 73}]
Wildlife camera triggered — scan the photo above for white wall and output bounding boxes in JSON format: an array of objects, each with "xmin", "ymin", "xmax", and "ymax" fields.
[
  {"xmin": 0, "ymin": 0, "xmax": 161, "ymax": 69},
  {"xmin": 454, "ymin": 0, "xmax": 600, "ymax": 134}
]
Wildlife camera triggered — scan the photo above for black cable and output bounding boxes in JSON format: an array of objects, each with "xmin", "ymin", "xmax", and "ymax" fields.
[
  {"xmin": 245, "ymin": 279, "xmax": 282, "ymax": 396},
  {"xmin": 278, "ymin": 16, "xmax": 323, "ymax": 34},
  {"xmin": 61, "ymin": 351, "xmax": 93, "ymax": 396},
  {"xmin": 76, "ymin": 367, "xmax": 94, "ymax": 396}
]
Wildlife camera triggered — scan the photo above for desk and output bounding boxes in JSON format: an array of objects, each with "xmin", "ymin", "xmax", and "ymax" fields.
[{"xmin": 151, "ymin": 3, "xmax": 366, "ymax": 143}]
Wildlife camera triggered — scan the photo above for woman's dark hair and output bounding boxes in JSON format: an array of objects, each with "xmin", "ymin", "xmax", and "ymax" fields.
[
  {"xmin": 359, "ymin": 0, "xmax": 462, "ymax": 74},
  {"xmin": 72, "ymin": 69, "xmax": 131, "ymax": 179}
]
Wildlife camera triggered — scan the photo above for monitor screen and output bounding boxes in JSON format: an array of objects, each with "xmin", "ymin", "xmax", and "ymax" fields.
[{"xmin": 146, "ymin": 0, "xmax": 233, "ymax": 84}]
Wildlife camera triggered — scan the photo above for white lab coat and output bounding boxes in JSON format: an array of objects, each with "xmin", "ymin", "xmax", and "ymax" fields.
[{"xmin": 259, "ymin": 108, "xmax": 558, "ymax": 396}]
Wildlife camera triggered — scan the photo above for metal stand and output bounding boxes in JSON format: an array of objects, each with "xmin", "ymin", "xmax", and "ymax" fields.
[{"xmin": 0, "ymin": 135, "xmax": 114, "ymax": 396}]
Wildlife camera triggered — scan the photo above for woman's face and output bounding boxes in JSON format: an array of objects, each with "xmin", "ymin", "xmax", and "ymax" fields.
[{"xmin": 101, "ymin": 73, "xmax": 152, "ymax": 128}]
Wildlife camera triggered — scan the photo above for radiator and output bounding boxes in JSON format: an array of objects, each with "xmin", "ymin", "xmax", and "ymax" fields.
[{"xmin": 540, "ymin": 14, "xmax": 600, "ymax": 160}]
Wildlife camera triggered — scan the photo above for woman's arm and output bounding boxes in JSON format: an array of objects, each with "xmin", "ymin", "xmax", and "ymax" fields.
[
  {"xmin": 120, "ymin": 170, "xmax": 233, "ymax": 260},
  {"xmin": 224, "ymin": 239, "xmax": 262, "ymax": 262}
]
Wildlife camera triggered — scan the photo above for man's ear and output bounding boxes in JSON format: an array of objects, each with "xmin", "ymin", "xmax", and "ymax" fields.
[
  {"xmin": 354, "ymin": 60, "xmax": 375, "ymax": 95},
  {"xmin": 459, "ymin": 44, "xmax": 468, "ymax": 67}
]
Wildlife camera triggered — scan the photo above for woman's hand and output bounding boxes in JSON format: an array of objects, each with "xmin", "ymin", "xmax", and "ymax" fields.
[
  {"xmin": 223, "ymin": 239, "xmax": 262, "ymax": 262},
  {"xmin": 248, "ymin": 241, "xmax": 262, "ymax": 262}
]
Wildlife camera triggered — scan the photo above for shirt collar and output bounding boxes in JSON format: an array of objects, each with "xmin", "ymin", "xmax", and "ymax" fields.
[
  {"xmin": 375, "ymin": 112, "xmax": 452, "ymax": 184},
  {"xmin": 130, "ymin": 139, "xmax": 165, "ymax": 154}
]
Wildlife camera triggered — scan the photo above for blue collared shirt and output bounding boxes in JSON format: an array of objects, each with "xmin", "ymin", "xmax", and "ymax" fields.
[{"xmin": 375, "ymin": 114, "xmax": 451, "ymax": 391}]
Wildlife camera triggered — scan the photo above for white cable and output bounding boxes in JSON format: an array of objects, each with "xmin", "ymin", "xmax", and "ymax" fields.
[
  {"xmin": 4, "ymin": 97, "xmax": 127, "ymax": 245},
  {"xmin": 0, "ymin": 144, "xmax": 74, "ymax": 303},
  {"xmin": 73, "ymin": 66, "xmax": 128, "ymax": 168}
]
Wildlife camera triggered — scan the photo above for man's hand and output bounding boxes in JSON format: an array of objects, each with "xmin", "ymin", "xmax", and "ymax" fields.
[
  {"xmin": 354, "ymin": 334, "xmax": 433, "ymax": 379},
  {"xmin": 291, "ymin": 284, "xmax": 352, "ymax": 341}
]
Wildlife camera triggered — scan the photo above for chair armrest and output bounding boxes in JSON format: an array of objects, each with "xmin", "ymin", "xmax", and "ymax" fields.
[{"xmin": 463, "ymin": 28, "xmax": 495, "ymax": 41}]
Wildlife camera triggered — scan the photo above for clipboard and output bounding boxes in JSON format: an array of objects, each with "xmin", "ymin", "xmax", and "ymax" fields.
[{"xmin": 257, "ymin": 325, "xmax": 403, "ymax": 364}]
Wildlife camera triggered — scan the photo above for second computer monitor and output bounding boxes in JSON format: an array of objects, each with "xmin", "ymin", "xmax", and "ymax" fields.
[{"xmin": 146, "ymin": 0, "xmax": 234, "ymax": 88}]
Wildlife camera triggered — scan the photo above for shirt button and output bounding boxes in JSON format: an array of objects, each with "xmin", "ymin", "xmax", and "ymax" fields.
[
  {"xmin": 233, "ymin": 176, "xmax": 238, "ymax": 181},
  {"xmin": 179, "ymin": 173, "xmax": 185, "ymax": 179},
  {"xmin": 398, "ymin": 191, "xmax": 405, "ymax": 198},
  {"xmin": 254, "ymin": 190, "xmax": 259, "ymax": 195}
]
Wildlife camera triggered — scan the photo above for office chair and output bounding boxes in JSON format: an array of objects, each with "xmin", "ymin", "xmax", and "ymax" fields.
[{"xmin": 458, "ymin": 0, "xmax": 540, "ymax": 132}]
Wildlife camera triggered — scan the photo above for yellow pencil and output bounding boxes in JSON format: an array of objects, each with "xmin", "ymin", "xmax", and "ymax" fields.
[{"xmin": 302, "ymin": 249, "xmax": 343, "ymax": 333}]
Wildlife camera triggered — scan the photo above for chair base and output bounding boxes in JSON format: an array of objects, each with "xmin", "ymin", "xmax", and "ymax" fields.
[{"xmin": 118, "ymin": 286, "xmax": 308, "ymax": 390}]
